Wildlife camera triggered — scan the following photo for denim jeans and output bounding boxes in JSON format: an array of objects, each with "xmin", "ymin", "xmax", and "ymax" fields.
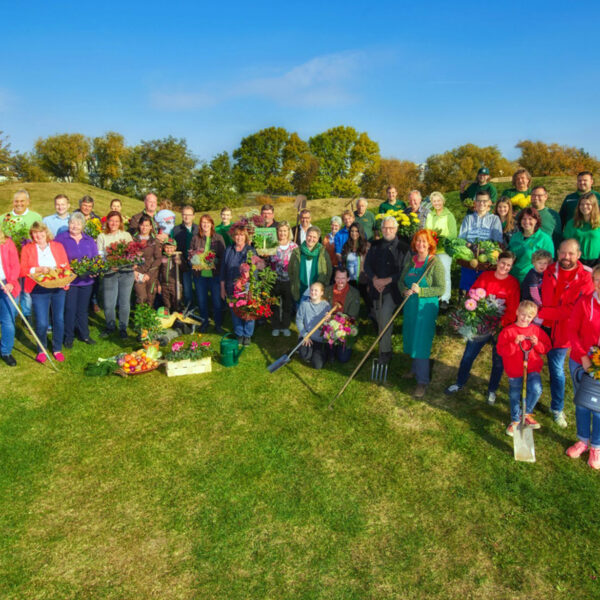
[
  {"xmin": 102, "ymin": 271, "xmax": 135, "ymax": 331},
  {"xmin": 456, "ymin": 334, "xmax": 503, "ymax": 392},
  {"xmin": 569, "ymin": 358, "xmax": 585, "ymax": 394},
  {"xmin": 64, "ymin": 284, "xmax": 94, "ymax": 342},
  {"xmin": 508, "ymin": 372, "xmax": 542, "ymax": 422},
  {"xmin": 411, "ymin": 357, "xmax": 431, "ymax": 385},
  {"xmin": 575, "ymin": 405, "xmax": 600, "ymax": 448},
  {"xmin": 0, "ymin": 286, "xmax": 16, "ymax": 355},
  {"xmin": 194, "ymin": 275, "xmax": 222, "ymax": 328},
  {"xmin": 31, "ymin": 287, "xmax": 65, "ymax": 353},
  {"xmin": 231, "ymin": 310, "xmax": 255, "ymax": 337},
  {"xmin": 18, "ymin": 281, "xmax": 31, "ymax": 317},
  {"xmin": 181, "ymin": 270, "xmax": 195, "ymax": 309},
  {"xmin": 547, "ymin": 347, "xmax": 569, "ymax": 413}
]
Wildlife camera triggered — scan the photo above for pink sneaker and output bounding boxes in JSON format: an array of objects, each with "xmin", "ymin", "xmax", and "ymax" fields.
[
  {"xmin": 53, "ymin": 352, "xmax": 65, "ymax": 362},
  {"xmin": 589, "ymin": 447, "xmax": 600, "ymax": 470},
  {"xmin": 36, "ymin": 353, "xmax": 47, "ymax": 364},
  {"xmin": 566, "ymin": 440, "xmax": 589, "ymax": 458}
]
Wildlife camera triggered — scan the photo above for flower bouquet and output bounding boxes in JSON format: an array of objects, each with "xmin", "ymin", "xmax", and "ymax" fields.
[
  {"xmin": 227, "ymin": 251, "xmax": 278, "ymax": 320},
  {"xmin": 510, "ymin": 193, "xmax": 531, "ymax": 209},
  {"xmin": 1, "ymin": 214, "xmax": 31, "ymax": 250},
  {"xmin": 164, "ymin": 338, "xmax": 215, "ymax": 377},
  {"xmin": 448, "ymin": 287, "xmax": 505, "ymax": 341},
  {"xmin": 70, "ymin": 255, "xmax": 107, "ymax": 277},
  {"xmin": 231, "ymin": 211, "xmax": 265, "ymax": 237},
  {"xmin": 321, "ymin": 312, "xmax": 358, "ymax": 347},
  {"xmin": 104, "ymin": 240, "xmax": 145, "ymax": 271},
  {"xmin": 375, "ymin": 209, "xmax": 421, "ymax": 238},
  {"xmin": 84, "ymin": 217, "xmax": 103, "ymax": 239},
  {"xmin": 190, "ymin": 249, "xmax": 217, "ymax": 271}
]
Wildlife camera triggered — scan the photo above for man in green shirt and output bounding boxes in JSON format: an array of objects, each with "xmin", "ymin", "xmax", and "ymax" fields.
[
  {"xmin": 1, "ymin": 188, "xmax": 43, "ymax": 232},
  {"xmin": 530, "ymin": 185, "xmax": 561, "ymax": 251},
  {"xmin": 460, "ymin": 167, "xmax": 498, "ymax": 206},
  {"xmin": 378, "ymin": 185, "xmax": 406, "ymax": 214},
  {"xmin": 215, "ymin": 206, "xmax": 233, "ymax": 247},
  {"xmin": 559, "ymin": 171, "xmax": 600, "ymax": 229},
  {"xmin": 353, "ymin": 198, "xmax": 376, "ymax": 240}
]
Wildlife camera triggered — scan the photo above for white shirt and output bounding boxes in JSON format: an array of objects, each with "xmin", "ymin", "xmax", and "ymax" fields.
[{"xmin": 31, "ymin": 244, "xmax": 57, "ymax": 273}]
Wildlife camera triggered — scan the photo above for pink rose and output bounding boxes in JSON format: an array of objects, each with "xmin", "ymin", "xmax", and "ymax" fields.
[
  {"xmin": 464, "ymin": 299, "xmax": 477, "ymax": 311},
  {"xmin": 475, "ymin": 287, "xmax": 487, "ymax": 299},
  {"xmin": 468, "ymin": 288, "xmax": 479, "ymax": 300}
]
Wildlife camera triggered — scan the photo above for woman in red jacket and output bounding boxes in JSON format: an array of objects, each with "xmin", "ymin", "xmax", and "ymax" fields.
[
  {"xmin": 0, "ymin": 231, "xmax": 21, "ymax": 366},
  {"xmin": 20, "ymin": 222, "xmax": 69, "ymax": 362}
]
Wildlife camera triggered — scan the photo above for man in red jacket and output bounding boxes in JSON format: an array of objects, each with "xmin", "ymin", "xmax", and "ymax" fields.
[{"xmin": 539, "ymin": 239, "xmax": 594, "ymax": 428}]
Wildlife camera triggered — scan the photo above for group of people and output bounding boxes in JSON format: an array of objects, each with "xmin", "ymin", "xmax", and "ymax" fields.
[{"xmin": 2, "ymin": 168, "xmax": 600, "ymax": 467}]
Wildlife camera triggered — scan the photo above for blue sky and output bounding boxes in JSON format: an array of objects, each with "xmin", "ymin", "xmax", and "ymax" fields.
[{"xmin": 3, "ymin": 0, "xmax": 599, "ymax": 164}]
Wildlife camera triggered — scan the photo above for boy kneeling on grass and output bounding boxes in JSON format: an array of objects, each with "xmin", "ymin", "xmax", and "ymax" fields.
[
  {"xmin": 296, "ymin": 282, "xmax": 330, "ymax": 370},
  {"xmin": 497, "ymin": 300, "xmax": 552, "ymax": 436}
]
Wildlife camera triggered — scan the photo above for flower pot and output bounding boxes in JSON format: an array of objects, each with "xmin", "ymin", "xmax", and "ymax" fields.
[{"xmin": 165, "ymin": 357, "xmax": 212, "ymax": 377}]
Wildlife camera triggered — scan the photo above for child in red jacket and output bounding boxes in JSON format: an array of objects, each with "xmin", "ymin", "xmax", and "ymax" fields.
[{"xmin": 497, "ymin": 300, "xmax": 552, "ymax": 436}]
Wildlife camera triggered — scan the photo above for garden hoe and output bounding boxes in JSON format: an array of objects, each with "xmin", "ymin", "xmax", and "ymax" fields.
[
  {"xmin": 267, "ymin": 303, "xmax": 340, "ymax": 373},
  {"xmin": 514, "ymin": 340, "xmax": 536, "ymax": 463}
]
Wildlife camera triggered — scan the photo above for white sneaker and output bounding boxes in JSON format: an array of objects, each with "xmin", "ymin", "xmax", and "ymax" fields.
[
  {"xmin": 282, "ymin": 329, "xmax": 291, "ymax": 337},
  {"xmin": 487, "ymin": 392, "xmax": 496, "ymax": 405},
  {"xmin": 552, "ymin": 410, "xmax": 568, "ymax": 429},
  {"xmin": 272, "ymin": 329, "xmax": 280, "ymax": 337},
  {"xmin": 445, "ymin": 384, "xmax": 461, "ymax": 395}
]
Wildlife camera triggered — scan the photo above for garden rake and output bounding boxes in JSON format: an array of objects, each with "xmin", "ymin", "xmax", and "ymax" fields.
[{"xmin": 371, "ymin": 357, "xmax": 389, "ymax": 383}]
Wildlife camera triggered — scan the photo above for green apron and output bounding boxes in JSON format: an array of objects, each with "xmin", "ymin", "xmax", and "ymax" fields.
[{"xmin": 403, "ymin": 257, "xmax": 439, "ymax": 359}]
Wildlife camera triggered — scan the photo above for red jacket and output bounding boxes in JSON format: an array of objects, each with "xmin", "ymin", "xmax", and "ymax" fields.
[
  {"xmin": 472, "ymin": 270, "xmax": 521, "ymax": 327},
  {"xmin": 20, "ymin": 241, "xmax": 69, "ymax": 293},
  {"xmin": 497, "ymin": 323, "xmax": 552, "ymax": 377},
  {"xmin": 538, "ymin": 261, "xmax": 594, "ymax": 349},
  {"xmin": 569, "ymin": 293, "xmax": 600, "ymax": 364},
  {"xmin": 0, "ymin": 238, "xmax": 21, "ymax": 297}
]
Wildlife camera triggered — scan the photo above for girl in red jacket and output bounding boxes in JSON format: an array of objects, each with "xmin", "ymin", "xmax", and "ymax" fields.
[{"xmin": 497, "ymin": 300, "xmax": 551, "ymax": 436}]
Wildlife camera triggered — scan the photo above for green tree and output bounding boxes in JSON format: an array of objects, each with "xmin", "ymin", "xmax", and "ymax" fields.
[
  {"xmin": 12, "ymin": 152, "xmax": 51, "ymax": 182},
  {"xmin": 361, "ymin": 158, "xmax": 421, "ymax": 199},
  {"xmin": 0, "ymin": 131, "xmax": 14, "ymax": 180},
  {"xmin": 308, "ymin": 126, "xmax": 380, "ymax": 198},
  {"xmin": 516, "ymin": 140, "xmax": 600, "ymax": 176},
  {"xmin": 121, "ymin": 136, "xmax": 196, "ymax": 203},
  {"xmin": 193, "ymin": 152, "xmax": 239, "ymax": 211},
  {"xmin": 423, "ymin": 143, "xmax": 515, "ymax": 193},
  {"xmin": 34, "ymin": 133, "xmax": 91, "ymax": 182},
  {"xmin": 89, "ymin": 131, "xmax": 129, "ymax": 190}
]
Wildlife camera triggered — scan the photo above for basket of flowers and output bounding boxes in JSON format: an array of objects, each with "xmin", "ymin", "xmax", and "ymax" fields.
[
  {"xmin": 69, "ymin": 255, "xmax": 108, "ymax": 278},
  {"xmin": 104, "ymin": 240, "xmax": 145, "ymax": 271},
  {"xmin": 28, "ymin": 265, "xmax": 76, "ymax": 288},
  {"xmin": 227, "ymin": 252, "xmax": 278, "ymax": 320},
  {"xmin": 448, "ymin": 287, "xmax": 506, "ymax": 341},
  {"xmin": 163, "ymin": 339, "xmax": 216, "ymax": 377},
  {"xmin": 84, "ymin": 217, "xmax": 103, "ymax": 239},
  {"xmin": 230, "ymin": 211, "xmax": 265, "ymax": 238},
  {"xmin": 321, "ymin": 312, "xmax": 358, "ymax": 348}
]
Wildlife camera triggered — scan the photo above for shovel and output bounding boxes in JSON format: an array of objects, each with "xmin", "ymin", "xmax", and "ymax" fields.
[
  {"xmin": 513, "ymin": 340, "xmax": 536, "ymax": 463},
  {"xmin": 267, "ymin": 302, "xmax": 340, "ymax": 373}
]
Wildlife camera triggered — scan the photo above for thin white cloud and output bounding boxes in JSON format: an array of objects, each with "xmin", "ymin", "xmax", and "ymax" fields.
[{"xmin": 150, "ymin": 50, "xmax": 365, "ymax": 111}]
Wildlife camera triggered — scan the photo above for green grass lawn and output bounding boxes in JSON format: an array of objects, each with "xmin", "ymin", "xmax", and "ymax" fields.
[{"xmin": 2, "ymin": 176, "xmax": 599, "ymax": 599}]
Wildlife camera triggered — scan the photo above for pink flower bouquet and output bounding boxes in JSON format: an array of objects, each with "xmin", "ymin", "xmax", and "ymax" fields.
[
  {"xmin": 449, "ymin": 288, "xmax": 505, "ymax": 341},
  {"xmin": 321, "ymin": 312, "xmax": 358, "ymax": 347}
]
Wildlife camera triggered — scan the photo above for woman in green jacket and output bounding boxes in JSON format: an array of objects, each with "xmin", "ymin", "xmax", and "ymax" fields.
[
  {"xmin": 563, "ymin": 192, "xmax": 600, "ymax": 268},
  {"xmin": 399, "ymin": 230, "xmax": 446, "ymax": 398},
  {"xmin": 508, "ymin": 207, "xmax": 555, "ymax": 282},
  {"xmin": 424, "ymin": 191, "xmax": 456, "ymax": 309},
  {"xmin": 288, "ymin": 226, "xmax": 332, "ymax": 302}
]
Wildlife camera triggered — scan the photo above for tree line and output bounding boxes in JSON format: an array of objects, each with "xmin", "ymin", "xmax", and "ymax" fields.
[{"xmin": 1, "ymin": 127, "xmax": 599, "ymax": 209}]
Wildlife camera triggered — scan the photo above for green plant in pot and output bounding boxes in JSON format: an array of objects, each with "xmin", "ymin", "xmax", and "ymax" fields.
[{"xmin": 132, "ymin": 303, "xmax": 163, "ymax": 347}]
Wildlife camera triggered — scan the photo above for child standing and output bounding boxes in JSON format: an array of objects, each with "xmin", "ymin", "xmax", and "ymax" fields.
[
  {"xmin": 497, "ymin": 300, "xmax": 552, "ymax": 436},
  {"xmin": 521, "ymin": 249, "xmax": 553, "ymax": 324},
  {"xmin": 158, "ymin": 238, "xmax": 181, "ymax": 313},
  {"xmin": 296, "ymin": 282, "xmax": 331, "ymax": 370}
]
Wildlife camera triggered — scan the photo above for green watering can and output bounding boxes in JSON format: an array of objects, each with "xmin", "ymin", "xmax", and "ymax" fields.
[{"xmin": 220, "ymin": 333, "xmax": 244, "ymax": 367}]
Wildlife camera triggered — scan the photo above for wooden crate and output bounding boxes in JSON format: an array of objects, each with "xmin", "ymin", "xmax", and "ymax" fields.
[{"xmin": 165, "ymin": 357, "xmax": 212, "ymax": 377}]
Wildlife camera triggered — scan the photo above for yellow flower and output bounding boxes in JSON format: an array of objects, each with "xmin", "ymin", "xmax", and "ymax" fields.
[
  {"xmin": 511, "ymin": 193, "xmax": 530, "ymax": 209},
  {"xmin": 409, "ymin": 212, "xmax": 418, "ymax": 218}
]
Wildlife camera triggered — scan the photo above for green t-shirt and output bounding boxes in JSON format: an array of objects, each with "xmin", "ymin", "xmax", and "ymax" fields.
[
  {"xmin": 538, "ymin": 207, "xmax": 562, "ymax": 251},
  {"xmin": 378, "ymin": 200, "xmax": 407, "ymax": 214},
  {"xmin": 508, "ymin": 229, "xmax": 555, "ymax": 282},
  {"xmin": 353, "ymin": 210, "xmax": 376, "ymax": 240},
  {"xmin": 559, "ymin": 190, "xmax": 600, "ymax": 229},
  {"xmin": 1, "ymin": 209, "xmax": 43, "ymax": 232},
  {"xmin": 460, "ymin": 182, "xmax": 498, "ymax": 204},
  {"xmin": 563, "ymin": 219, "xmax": 600, "ymax": 261},
  {"xmin": 215, "ymin": 223, "xmax": 233, "ymax": 247}
]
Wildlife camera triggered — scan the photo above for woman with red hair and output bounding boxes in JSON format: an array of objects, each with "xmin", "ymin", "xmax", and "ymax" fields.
[
  {"xmin": 398, "ymin": 230, "xmax": 446, "ymax": 397},
  {"xmin": 191, "ymin": 214, "xmax": 226, "ymax": 333}
]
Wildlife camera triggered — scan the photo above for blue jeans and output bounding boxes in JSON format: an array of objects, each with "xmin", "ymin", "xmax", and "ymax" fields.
[
  {"xmin": 575, "ymin": 405, "xmax": 600, "ymax": 448},
  {"xmin": 0, "ymin": 286, "xmax": 16, "ymax": 355},
  {"xmin": 508, "ymin": 372, "xmax": 542, "ymax": 422},
  {"xmin": 18, "ymin": 281, "xmax": 31, "ymax": 317},
  {"xmin": 182, "ymin": 270, "xmax": 195, "ymax": 309},
  {"xmin": 547, "ymin": 347, "xmax": 569, "ymax": 413},
  {"xmin": 456, "ymin": 334, "xmax": 503, "ymax": 392},
  {"xmin": 31, "ymin": 287, "xmax": 65, "ymax": 353},
  {"xmin": 231, "ymin": 311, "xmax": 255, "ymax": 337},
  {"xmin": 194, "ymin": 275, "xmax": 222, "ymax": 328},
  {"xmin": 409, "ymin": 357, "xmax": 431, "ymax": 385}
]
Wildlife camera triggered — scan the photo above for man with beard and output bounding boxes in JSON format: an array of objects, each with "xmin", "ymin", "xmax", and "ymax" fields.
[
  {"xmin": 559, "ymin": 171, "xmax": 600, "ymax": 229},
  {"xmin": 539, "ymin": 239, "xmax": 593, "ymax": 428},
  {"xmin": 364, "ymin": 216, "xmax": 410, "ymax": 364}
]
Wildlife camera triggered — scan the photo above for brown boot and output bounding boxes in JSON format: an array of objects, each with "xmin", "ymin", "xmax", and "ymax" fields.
[{"xmin": 414, "ymin": 384, "xmax": 427, "ymax": 398}]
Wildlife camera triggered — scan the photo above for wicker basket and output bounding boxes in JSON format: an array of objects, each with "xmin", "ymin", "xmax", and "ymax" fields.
[
  {"xmin": 456, "ymin": 259, "xmax": 495, "ymax": 272},
  {"xmin": 28, "ymin": 273, "xmax": 77, "ymax": 288},
  {"xmin": 116, "ymin": 362, "xmax": 162, "ymax": 377},
  {"xmin": 165, "ymin": 357, "xmax": 212, "ymax": 377}
]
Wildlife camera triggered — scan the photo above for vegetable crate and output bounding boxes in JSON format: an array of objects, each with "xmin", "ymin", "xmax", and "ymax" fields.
[{"xmin": 165, "ymin": 357, "xmax": 212, "ymax": 377}]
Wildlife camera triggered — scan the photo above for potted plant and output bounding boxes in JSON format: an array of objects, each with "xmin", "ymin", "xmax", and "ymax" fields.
[
  {"xmin": 132, "ymin": 303, "xmax": 163, "ymax": 348},
  {"xmin": 163, "ymin": 339, "xmax": 215, "ymax": 377}
]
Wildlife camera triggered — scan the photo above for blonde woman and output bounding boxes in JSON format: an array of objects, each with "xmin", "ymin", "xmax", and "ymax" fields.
[
  {"xmin": 563, "ymin": 192, "xmax": 600, "ymax": 268},
  {"xmin": 494, "ymin": 197, "xmax": 518, "ymax": 246},
  {"xmin": 271, "ymin": 221, "xmax": 298, "ymax": 336}
]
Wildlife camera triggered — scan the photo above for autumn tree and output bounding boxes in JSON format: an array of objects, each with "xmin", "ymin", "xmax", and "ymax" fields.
[
  {"xmin": 516, "ymin": 140, "xmax": 600, "ymax": 176},
  {"xmin": 423, "ymin": 144, "xmax": 515, "ymax": 193},
  {"xmin": 362, "ymin": 158, "xmax": 421, "ymax": 199},
  {"xmin": 0, "ymin": 131, "xmax": 14, "ymax": 180},
  {"xmin": 89, "ymin": 131, "xmax": 129, "ymax": 190},
  {"xmin": 34, "ymin": 133, "xmax": 91, "ymax": 182},
  {"xmin": 193, "ymin": 152, "xmax": 239, "ymax": 210},
  {"xmin": 12, "ymin": 152, "xmax": 51, "ymax": 182}
]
